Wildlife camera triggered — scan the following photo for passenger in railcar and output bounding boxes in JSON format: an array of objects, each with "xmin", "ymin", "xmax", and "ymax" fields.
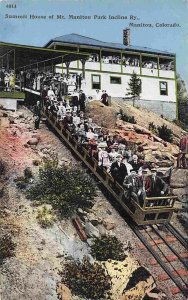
[
  {"xmin": 122, "ymin": 155, "xmax": 134, "ymax": 176},
  {"xmin": 145, "ymin": 167, "xmax": 168, "ymax": 198},
  {"xmin": 98, "ymin": 146, "xmax": 111, "ymax": 171},
  {"xmin": 129, "ymin": 154, "xmax": 140, "ymax": 173},
  {"xmin": 108, "ymin": 147, "xmax": 119, "ymax": 163},
  {"xmin": 47, "ymin": 85, "xmax": 55, "ymax": 98},
  {"xmin": 123, "ymin": 169, "xmax": 143, "ymax": 204},
  {"xmin": 110, "ymin": 154, "xmax": 128, "ymax": 185}
]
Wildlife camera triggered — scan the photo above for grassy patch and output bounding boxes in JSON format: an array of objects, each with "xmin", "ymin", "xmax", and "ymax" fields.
[{"xmin": 0, "ymin": 91, "xmax": 25, "ymax": 99}]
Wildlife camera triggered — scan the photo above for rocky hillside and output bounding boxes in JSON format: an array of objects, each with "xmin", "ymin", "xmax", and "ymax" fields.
[
  {"xmin": 0, "ymin": 103, "xmax": 188, "ymax": 300},
  {"xmin": 86, "ymin": 100, "xmax": 184, "ymax": 171}
]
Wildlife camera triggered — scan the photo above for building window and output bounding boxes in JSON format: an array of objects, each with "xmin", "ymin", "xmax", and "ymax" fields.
[
  {"xmin": 110, "ymin": 76, "xmax": 122, "ymax": 84},
  {"xmin": 91, "ymin": 74, "xmax": 101, "ymax": 89},
  {"xmin": 160, "ymin": 81, "xmax": 168, "ymax": 95}
]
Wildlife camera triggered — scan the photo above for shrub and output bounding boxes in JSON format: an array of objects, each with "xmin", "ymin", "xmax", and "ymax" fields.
[
  {"xmin": 24, "ymin": 167, "xmax": 33, "ymax": 179},
  {"xmin": 36, "ymin": 205, "xmax": 56, "ymax": 228},
  {"xmin": 0, "ymin": 234, "xmax": 16, "ymax": 262},
  {"xmin": 157, "ymin": 124, "xmax": 173, "ymax": 142},
  {"xmin": 59, "ymin": 256, "xmax": 112, "ymax": 299},
  {"xmin": 118, "ymin": 109, "xmax": 137, "ymax": 124},
  {"xmin": 148, "ymin": 122, "xmax": 158, "ymax": 135},
  {"xmin": 27, "ymin": 159, "xmax": 96, "ymax": 218},
  {"xmin": 90, "ymin": 235, "xmax": 126, "ymax": 261},
  {"xmin": 15, "ymin": 176, "xmax": 28, "ymax": 189},
  {"xmin": 15, "ymin": 167, "xmax": 33, "ymax": 189}
]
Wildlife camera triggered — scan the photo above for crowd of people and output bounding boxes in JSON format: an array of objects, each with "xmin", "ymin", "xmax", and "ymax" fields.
[
  {"xmin": 33, "ymin": 86, "xmax": 170, "ymax": 207},
  {"xmin": 20, "ymin": 70, "xmax": 86, "ymax": 94},
  {"xmin": 87, "ymin": 54, "xmax": 174, "ymax": 70},
  {"xmin": 0, "ymin": 67, "xmax": 87, "ymax": 95},
  {"xmin": 0, "ymin": 67, "xmax": 16, "ymax": 92}
]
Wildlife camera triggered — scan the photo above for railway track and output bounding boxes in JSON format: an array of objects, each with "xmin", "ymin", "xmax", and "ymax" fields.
[{"xmin": 131, "ymin": 223, "xmax": 188, "ymax": 298}]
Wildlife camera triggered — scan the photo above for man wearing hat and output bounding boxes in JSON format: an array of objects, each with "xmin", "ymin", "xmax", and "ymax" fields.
[
  {"xmin": 110, "ymin": 154, "xmax": 128, "ymax": 185},
  {"xmin": 177, "ymin": 131, "xmax": 188, "ymax": 168},
  {"xmin": 123, "ymin": 169, "xmax": 143, "ymax": 204},
  {"xmin": 145, "ymin": 167, "xmax": 168, "ymax": 197}
]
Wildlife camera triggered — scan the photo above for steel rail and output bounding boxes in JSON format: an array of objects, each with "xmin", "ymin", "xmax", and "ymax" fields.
[
  {"xmin": 151, "ymin": 225, "xmax": 188, "ymax": 269},
  {"xmin": 166, "ymin": 223, "xmax": 188, "ymax": 250},
  {"xmin": 130, "ymin": 224, "xmax": 188, "ymax": 298}
]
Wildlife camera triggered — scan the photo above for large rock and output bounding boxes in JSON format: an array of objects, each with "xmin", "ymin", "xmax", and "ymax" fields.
[
  {"xmin": 27, "ymin": 138, "xmax": 39, "ymax": 146},
  {"xmin": 133, "ymin": 124, "xmax": 151, "ymax": 136},
  {"xmin": 104, "ymin": 257, "xmax": 155, "ymax": 300},
  {"xmin": 103, "ymin": 217, "xmax": 116, "ymax": 230},
  {"xmin": 172, "ymin": 187, "xmax": 188, "ymax": 199},
  {"xmin": 170, "ymin": 168, "xmax": 188, "ymax": 188},
  {"xmin": 157, "ymin": 160, "xmax": 173, "ymax": 167},
  {"xmin": 144, "ymin": 154, "xmax": 157, "ymax": 164},
  {"xmin": 56, "ymin": 283, "xmax": 72, "ymax": 300},
  {"xmin": 85, "ymin": 221, "xmax": 100, "ymax": 238}
]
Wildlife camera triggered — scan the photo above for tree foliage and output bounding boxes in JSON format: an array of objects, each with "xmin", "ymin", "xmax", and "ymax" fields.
[
  {"xmin": 59, "ymin": 256, "xmax": 112, "ymax": 299},
  {"xmin": 27, "ymin": 159, "xmax": 96, "ymax": 218},
  {"xmin": 177, "ymin": 74, "xmax": 188, "ymax": 125},
  {"xmin": 90, "ymin": 235, "xmax": 126, "ymax": 261},
  {"xmin": 126, "ymin": 72, "xmax": 142, "ymax": 106},
  {"xmin": 157, "ymin": 124, "xmax": 173, "ymax": 143}
]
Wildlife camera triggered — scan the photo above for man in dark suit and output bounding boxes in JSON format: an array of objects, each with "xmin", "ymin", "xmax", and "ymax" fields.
[
  {"xmin": 79, "ymin": 90, "xmax": 86, "ymax": 112},
  {"xmin": 101, "ymin": 90, "xmax": 109, "ymax": 106},
  {"xmin": 110, "ymin": 154, "xmax": 128, "ymax": 185},
  {"xmin": 123, "ymin": 170, "xmax": 143, "ymax": 203},
  {"xmin": 145, "ymin": 167, "xmax": 168, "ymax": 197}
]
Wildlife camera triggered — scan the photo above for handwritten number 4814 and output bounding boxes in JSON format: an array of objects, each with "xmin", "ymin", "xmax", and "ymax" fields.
[{"xmin": 6, "ymin": 4, "xmax": 17, "ymax": 8}]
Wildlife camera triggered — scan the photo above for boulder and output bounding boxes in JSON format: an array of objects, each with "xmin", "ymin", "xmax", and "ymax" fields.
[
  {"xmin": 8, "ymin": 116, "xmax": 15, "ymax": 124},
  {"xmin": 32, "ymin": 159, "xmax": 41, "ymax": 166},
  {"xmin": 27, "ymin": 138, "xmax": 39, "ymax": 146},
  {"xmin": 18, "ymin": 112, "xmax": 24, "ymax": 118},
  {"xmin": 85, "ymin": 221, "xmax": 100, "ymax": 238},
  {"xmin": 144, "ymin": 154, "xmax": 157, "ymax": 164},
  {"xmin": 133, "ymin": 124, "xmax": 151, "ymax": 136},
  {"xmin": 157, "ymin": 160, "xmax": 173, "ymax": 167},
  {"xmin": 97, "ymin": 224, "xmax": 107, "ymax": 236},
  {"xmin": 56, "ymin": 283, "xmax": 72, "ymax": 300},
  {"xmin": 170, "ymin": 168, "xmax": 188, "ymax": 188},
  {"xmin": 103, "ymin": 217, "xmax": 116, "ymax": 230},
  {"xmin": 87, "ymin": 212, "xmax": 102, "ymax": 226},
  {"xmin": 171, "ymin": 187, "xmax": 188, "ymax": 199}
]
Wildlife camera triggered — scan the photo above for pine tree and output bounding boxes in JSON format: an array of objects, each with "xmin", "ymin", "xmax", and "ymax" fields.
[
  {"xmin": 177, "ymin": 74, "xmax": 188, "ymax": 124},
  {"xmin": 126, "ymin": 71, "xmax": 142, "ymax": 107}
]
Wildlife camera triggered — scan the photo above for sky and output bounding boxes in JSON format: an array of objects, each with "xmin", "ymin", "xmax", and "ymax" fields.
[{"xmin": 0, "ymin": 0, "xmax": 188, "ymax": 86}]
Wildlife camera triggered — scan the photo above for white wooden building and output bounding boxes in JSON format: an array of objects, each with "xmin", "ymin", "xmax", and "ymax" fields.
[{"xmin": 45, "ymin": 33, "xmax": 177, "ymax": 119}]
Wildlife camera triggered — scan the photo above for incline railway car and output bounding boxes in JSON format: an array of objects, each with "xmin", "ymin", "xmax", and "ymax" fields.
[{"xmin": 42, "ymin": 107, "xmax": 178, "ymax": 226}]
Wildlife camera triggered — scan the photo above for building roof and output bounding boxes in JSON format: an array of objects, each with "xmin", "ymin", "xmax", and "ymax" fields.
[
  {"xmin": 0, "ymin": 41, "xmax": 89, "ymax": 70},
  {"xmin": 44, "ymin": 33, "xmax": 175, "ymax": 57}
]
